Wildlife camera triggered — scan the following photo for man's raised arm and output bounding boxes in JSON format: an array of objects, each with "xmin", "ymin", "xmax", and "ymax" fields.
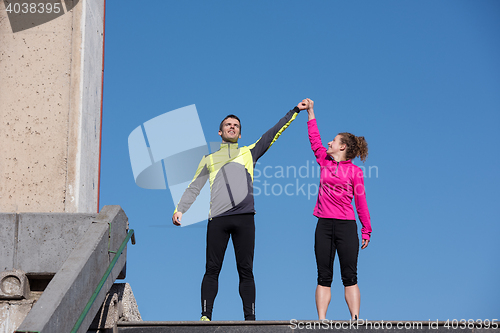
[{"xmin": 249, "ymin": 99, "xmax": 309, "ymax": 161}]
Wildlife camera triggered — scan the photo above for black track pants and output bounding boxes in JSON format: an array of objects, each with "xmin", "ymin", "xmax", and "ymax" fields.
[
  {"xmin": 201, "ymin": 213, "xmax": 256, "ymax": 320},
  {"xmin": 315, "ymin": 218, "xmax": 359, "ymax": 287}
]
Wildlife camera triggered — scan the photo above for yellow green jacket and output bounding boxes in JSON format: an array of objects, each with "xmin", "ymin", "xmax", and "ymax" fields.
[{"xmin": 174, "ymin": 107, "xmax": 300, "ymax": 219}]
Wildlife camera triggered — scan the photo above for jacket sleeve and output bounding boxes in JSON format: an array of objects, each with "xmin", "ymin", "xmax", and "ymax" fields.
[
  {"xmin": 308, "ymin": 119, "xmax": 327, "ymax": 165},
  {"xmin": 174, "ymin": 156, "xmax": 209, "ymax": 214},
  {"xmin": 249, "ymin": 107, "xmax": 300, "ymax": 161},
  {"xmin": 353, "ymin": 168, "xmax": 372, "ymax": 240}
]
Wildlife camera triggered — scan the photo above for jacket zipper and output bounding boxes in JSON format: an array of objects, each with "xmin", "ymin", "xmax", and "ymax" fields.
[{"xmin": 221, "ymin": 166, "xmax": 235, "ymax": 207}]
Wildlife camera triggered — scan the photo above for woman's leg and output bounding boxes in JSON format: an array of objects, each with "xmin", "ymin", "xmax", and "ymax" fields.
[
  {"xmin": 344, "ymin": 284, "xmax": 360, "ymax": 320},
  {"xmin": 314, "ymin": 218, "xmax": 335, "ymax": 319},
  {"xmin": 335, "ymin": 219, "xmax": 360, "ymax": 320},
  {"xmin": 316, "ymin": 285, "xmax": 331, "ymax": 320}
]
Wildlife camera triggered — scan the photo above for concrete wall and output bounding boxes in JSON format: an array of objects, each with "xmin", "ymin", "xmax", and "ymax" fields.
[
  {"xmin": 16, "ymin": 206, "xmax": 129, "ymax": 333},
  {"xmin": 0, "ymin": 298, "xmax": 37, "ymax": 333},
  {"xmin": 0, "ymin": 207, "xmax": 134, "ymax": 333},
  {"xmin": 0, "ymin": 0, "xmax": 104, "ymax": 213},
  {"xmin": 0, "ymin": 212, "xmax": 98, "ymax": 274},
  {"xmin": 0, "ymin": 214, "xmax": 16, "ymax": 272},
  {"xmin": 0, "ymin": 3, "xmax": 137, "ymax": 332}
]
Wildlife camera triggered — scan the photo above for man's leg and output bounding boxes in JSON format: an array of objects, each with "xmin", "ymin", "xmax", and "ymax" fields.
[
  {"xmin": 231, "ymin": 214, "xmax": 256, "ymax": 320},
  {"xmin": 201, "ymin": 216, "xmax": 230, "ymax": 320}
]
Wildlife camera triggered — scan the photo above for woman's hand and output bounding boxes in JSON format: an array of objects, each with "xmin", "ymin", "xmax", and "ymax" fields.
[
  {"xmin": 306, "ymin": 98, "xmax": 314, "ymax": 112},
  {"xmin": 361, "ymin": 239, "xmax": 370, "ymax": 249},
  {"xmin": 306, "ymin": 98, "xmax": 315, "ymax": 120}
]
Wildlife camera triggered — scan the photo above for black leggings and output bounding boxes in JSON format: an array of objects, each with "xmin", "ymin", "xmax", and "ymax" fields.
[
  {"xmin": 201, "ymin": 213, "xmax": 256, "ymax": 320},
  {"xmin": 315, "ymin": 218, "xmax": 359, "ymax": 287}
]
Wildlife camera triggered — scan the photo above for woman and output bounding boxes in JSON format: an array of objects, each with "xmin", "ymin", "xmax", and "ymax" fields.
[{"xmin": 305, "ymin": 98, "xmax": 372, "ymax": 320}]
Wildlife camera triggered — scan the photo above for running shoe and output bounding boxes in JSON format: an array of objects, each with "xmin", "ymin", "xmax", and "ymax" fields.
[{"xmin": 200, "ymin": 316, "xmax": 211, "ymax": 321}]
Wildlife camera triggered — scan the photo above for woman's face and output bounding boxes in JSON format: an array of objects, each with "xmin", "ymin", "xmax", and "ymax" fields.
[{"xmin": 326, "ymin": 135, "xmax": 345, "ymax": 156}]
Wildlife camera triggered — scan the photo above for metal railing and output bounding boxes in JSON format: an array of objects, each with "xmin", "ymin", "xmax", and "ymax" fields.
[{"xmin": 70, "ymin": 229, "xmax": 135, "ymax": 333}]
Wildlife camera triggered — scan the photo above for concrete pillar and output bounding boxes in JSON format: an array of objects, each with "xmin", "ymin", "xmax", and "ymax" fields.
[
  {"xmin": 0, "ymin": 0, "xmax": 105, "ymax": 214},
  {"xmin": 1, "ymin": 1, "xmax": 107, "ymax": 331}
]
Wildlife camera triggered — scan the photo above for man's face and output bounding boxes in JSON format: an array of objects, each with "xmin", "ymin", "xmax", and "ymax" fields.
[{"xmin": 218, "ymin": 117, "xmax": 241, "ymax": 143}]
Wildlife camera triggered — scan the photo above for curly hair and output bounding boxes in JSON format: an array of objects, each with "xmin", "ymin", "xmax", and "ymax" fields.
[{"xmin": 338, "ymin": 132, "xmax": 369, "ymax": 162}]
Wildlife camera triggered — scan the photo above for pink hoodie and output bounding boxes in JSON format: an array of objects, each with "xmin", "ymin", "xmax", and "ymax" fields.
[{"xmin": 308, "ymin": 119, "xmax": 372, "ymax": 240}]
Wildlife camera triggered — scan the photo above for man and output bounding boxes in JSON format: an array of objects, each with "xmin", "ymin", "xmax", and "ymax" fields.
[{"xmin": 172, "ymin": 100, "xmax": 309, "ymax": 321}]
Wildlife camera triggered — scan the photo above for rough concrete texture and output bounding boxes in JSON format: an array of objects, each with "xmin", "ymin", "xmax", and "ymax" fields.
[
  {"xmin": 90, "ymin": 283, "xmax": 142, "ymax": 330},
  {"xmin": 16, "ymin": 206, "xmax": 129, "ymax": 333},
  {"xmin": 0, "ymin": 300, "xmax": 35, "ymax": 333},
  {"xmin": 72, "ymin": 0, "xmax": 104, "ymax": 214},
  {"xmin": 0, "ymin": 0, "xmax": 103, "ymax": 214},
  {"xmin": 16, "ymin": 212, "xmax": 96, "ymax": 273},
  {"xmin": 0, "ymin": 290, "xmax": 41, "ymax": 333},
  {"xmin": 0, "ymin": 0, "xmax": 74, "ymax": 212},
  {"xmin": 0, "ymin": 212, "xmax": 97, "ymax": 273},
  {"xmin": 0, "ymin": 270, "xmax": 30, "ymax": 300},
  {"xmin": 120, "ymin": 283, "xmax": 142, "ymax": 322},
  {"xmin": 0, "ymin": 214, "xmax": 16, "ymax": 272}
]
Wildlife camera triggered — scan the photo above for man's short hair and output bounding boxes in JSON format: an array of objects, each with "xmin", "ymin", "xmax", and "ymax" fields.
[{"xmin": 219, "ymin": 115, "xmax": 241, "ymax": 133}]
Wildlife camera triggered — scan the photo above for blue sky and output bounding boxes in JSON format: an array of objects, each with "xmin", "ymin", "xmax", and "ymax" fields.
[{"xmin": 100, "ymin": 0, "xmax": 500, "ymax": 321}]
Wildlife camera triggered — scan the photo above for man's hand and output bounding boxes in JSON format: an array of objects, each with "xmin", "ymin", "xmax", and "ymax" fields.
[
  {"xmin": 297, "ymin": 99, "xmax": 309, "ymax": 110},
  {"xmin": 172, "ymin": 212, "xmax": 183, "ymax": 226},
  {"xmin": 361, "ymin": 239, "xmax": 370, "ymax": 249}
]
